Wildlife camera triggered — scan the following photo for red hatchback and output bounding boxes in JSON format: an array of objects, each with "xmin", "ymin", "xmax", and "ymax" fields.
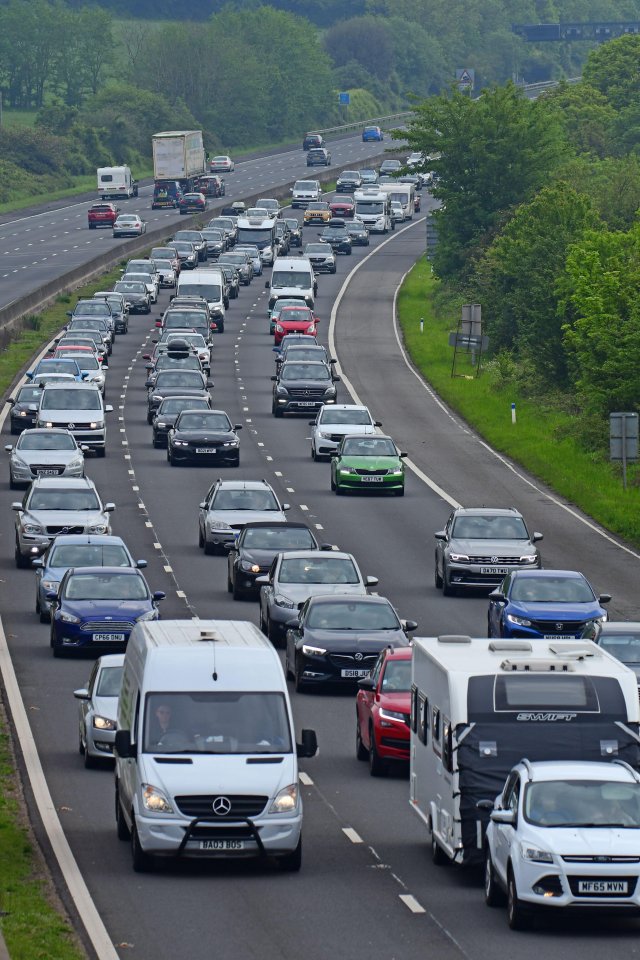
[
  {"xmin": 273, "ymin": 306, "xmax": 319, "ymax": 346},
  {"xmin": 356, "ymin": 646, "xmax": 411, "ymax": 776},
  {"xmin": 329, "ymin": 197, "xmax": 355, "ymax": 219}
]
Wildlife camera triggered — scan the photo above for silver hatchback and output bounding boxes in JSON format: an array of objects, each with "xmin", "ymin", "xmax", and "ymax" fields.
[
  {"xmin": 6, "ymin": 428, "xmax": 86, "ymax": 488},
  {"xmin": 198, "ymin": 479, "xmax": 289, "ymax": 555}
]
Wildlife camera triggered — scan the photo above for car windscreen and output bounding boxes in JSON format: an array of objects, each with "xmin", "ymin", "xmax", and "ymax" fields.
[
  {"xmin": 452, "ymin": 515, "xmax": 528, "ymax": 539},
  {"xmin": 524, "ymin": 780, "xmax": 640, "ymax": 828},
  {"xmin": 69, "ymin": 319, "xmax": 107, "ymax": 332},
  {"xmin": 170, "ymin": 242, "xmax": 195, "ymax": 253},
  {"xmin": 177, "ymin": 284, "xmax": 221, "ymax": 300},
  {"xmin": 151, "ymin": 249, "xmax": 176, "ymax": 260},
  {"xmin": 341, "ymin": 438, "xmax": 396, "ymax": 456},
  {"xmin": 176, "ymin": 413, "xmax": 230, "ymax": 430},
  {"xmin": 212, "ymin": 489, "xmax": 279, "ymax": 511},
  {"xmin": 509, "ymin": 575, "xmax": 594, "ymax": 603},
  {"xmin": 168, "ymin": 334, "xmax": 206, "ymax": 348},
  {"xmin": 16, "ymin": 386, "xmax": 42, "ymax": 402},
  {"xmin": 201, "ymin": 231, "xmax": 225, "ymax": 241},
  {"xmin": 18, "ymin": 433, "xmax": 76, "ymax": 451},
  {"xmin": 68, "ymin": 355, "xmax": 99, "ymax": 370},
  {"xmin": 64, "ymin": 573, "xmax": 147, "ymax": 600},
  {"xmin": 305, "ymin": 245, "xmax": 330, "ymax": 255},
  {"xmin": 174, "ymin": 232, "xmax": 201, "ymax": 242},
  {"xmin": 36, "ymin": 361, "xmax": 78, "ymax": 375},
  {"xmin": 306, "ymin": 598, "xmax": 398, "ymax": 629},
  {"xmin": 158, "ymin": 398, "xmax": 210, "ymax": 414},
  {"xmin": 116, "ymin": 217, "xmax": 138, "ymax": 225},
  {"xmin": 156, "ymin": 356, "xmax": 200, "ymax": 371},
  {"xmin": 114, "ymin": 282, "xmax": 146, "ymax": 293},
  {"xmin": 96, "ymin": 666, "xmax": 123, "ymax": 697},
  {"xmin": 599, "ymin": 634, "xmax": 640, "ymax": 664},
  {"xmin": 280, "ymin": 309, "xmax": 312, "ymax": 323},
  {"xmin": 143, "ymin": 692, "xmax": 292, "ymax": 755},
  {"xmin": 271, "ymin": 271, "xmax": 312, "ymax": 289},
  {"xmin": 381, "ymin": 659, "xmax": 411, "ymax": 691},
  {"xmin": 40, "ymin": 389, "xmax": 102, "ymax": 411},
  {"xmin": 279, "ymin": 557, "xmax": 359, "ymax": 585},
  {"xmin": 280, "ymin": 364, "xmax": 328, "ymax": 381},
  {"xmin": 320, "ymin": 409, "xmax": 371, "ymax": 425},
  {"xmin": 282, "ymin": 348, "xmax": 325, "ymax": 362},
  {"xmin": 28, "ymin": 489, "xmax": 100, "ymax": 510},
  {"xmin": 164, "ymin": 311, "xmax": 207, "ymax": 327},
  {"xmin": 48, "ymin": 543, "xmax": 130, "ymax": 567},
  {"xmin": 73, "ymin": 303, "xmax": 110, "ymax": 317},
  {"xmin": 242, "ymin": 526, "xmax": 315, "ymax": 550},
  {"xmin": 154, "ymin": 372, "xmax": 204, "ymax": 388}
]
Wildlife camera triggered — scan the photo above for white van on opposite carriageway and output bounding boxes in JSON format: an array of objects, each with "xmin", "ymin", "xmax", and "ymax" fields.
[
  {"xmin": 265, "ymin": 256, "xmax": 317, "ymax": 312},
  {"xmin": 114, "ymin": 619, "xmax": 318, "ymax": 873}
]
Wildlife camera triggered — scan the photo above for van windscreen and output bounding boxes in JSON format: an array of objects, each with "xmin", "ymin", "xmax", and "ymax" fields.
[
  {"xmin": 272, "ymin": 271, "xmax": 311, "ymax": 289},
  {"xmin": 177, "ymin": 284, "xmax": 221, "ymax": 301}
]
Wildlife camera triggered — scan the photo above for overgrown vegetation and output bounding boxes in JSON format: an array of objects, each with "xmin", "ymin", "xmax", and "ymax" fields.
[{"xmin": 400, "ymin": 33, "xmax": 640, "ymax": 477}]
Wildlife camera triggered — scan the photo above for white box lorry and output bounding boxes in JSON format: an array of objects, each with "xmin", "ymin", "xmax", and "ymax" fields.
[
  {"xmin": 114, "ymin": 619, "xmax": 317, "ymax": 872},
  {"xmin": 152, "ymin": 130, "xmax": 206, "ymax": 185},
  {"xmin": 409, "ymin": 636, "xmax": 640, "ymax": 867},
  {"xmin": 97, "ymin": 165, "xmax": 138, "ymax": 200}
]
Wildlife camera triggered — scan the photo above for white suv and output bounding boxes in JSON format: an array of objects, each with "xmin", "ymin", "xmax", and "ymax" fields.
[
  {"xmin": 290, "ymin": 180, "xmax": 321, "ymax": 208},
  {"xmin": 484, "ymin": 759, "xmax": 640, "ymax": 928}
]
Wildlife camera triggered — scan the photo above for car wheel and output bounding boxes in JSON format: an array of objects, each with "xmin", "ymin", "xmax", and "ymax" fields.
[
  {"xmin": 285, "ymin": 648, "xmax": 294, "ymax": 680},
  {"xmin": 434, "ymin": 557, "xmax": 443, "ymax": 589},
  {"xmin": 52, "ymin": 638, "xmax": 64, "ymax": 658},
  {"xmin": 232, "ymin": 455, "xmax": 240, "ymax": 468},
  {"xmin": 294, "ymin": 655, "xmax": 307, "ymax": 693},
  {"xmin": 394, "ymin": 486, "xmax": 405, "ymax": 497},
  {"xmin": 485, "ymin": 847, "xmax": 506, "ymax": 907},
  {"xmin": 204, "ymin": 539, "xmax": 215, "ymax": 556},
  {"xmin": 198, "ymin": 524, "xmax": 204, "ymax": 548},
  {"xmin": 14, "ymin": 539, "xmax": 28, "ymax": 569},
  {"xmin": 335, "ymin": 481, "xmax": 345, "ymax": 496},
  {"xmin": 276, "ymin": 837, "xmax": 302, "ymax": 872},
  {"xmin": 331, "ymin": 265, "xmax": 336, "ymax": 274},
  {"xmin": 356, "ymin": 714, "xmax": 368, "ymax": 761},
  {"xmin": 169, "ymin": 452, "xmax": 177, "ymax": 466},
  {"xmin": 369, "ymin": 726, "xmax": 387, "ymax": 777},
  {"xmin": 84, "ymin": 746, "xmax": 97, "ymax": 769},
  {"xmin": 431, "ymin": 831, "xmax": 448, "ymax": 866},
  {"xmin": 152, "ymin": 433, "xmax": 160, "ymax": 448},
  {"xmin": 267, "ymin": 614, "xmax": 282, "ymax": 648},
  {"xmin": 507, "ymin": 869, "xmax": 531, "ymax": 930},
  {"xmin": 330, "ymin": 474, "xmax": 336, "ymax": 491},
  {"xmin": 131, "ymin": 820, "xmax": 155, "ymax": 873},
  {"xmin": 146, "ymin": 411, "xmax": 153, "ymax": 425},
  {"xmin": 39, "ymin": 606, "xmax": 50, "ymax": 624},
  {"xmin": 95, "ymin": 447, "xmax": 105, "ymax": 459},
  {"xmin": 273, "ymin": 406, "xmax": 283, "ymax": 418},
  {"xmin": 116, "ymin": 786, "xmax": 131, "ymax": 841},
  {"xmin": 79, "ymin": 732, "xmax": 85, "ymax": 756},
  {"xmin": 442, "ymin": 566, "xmax": 456, "ymax": 597}
]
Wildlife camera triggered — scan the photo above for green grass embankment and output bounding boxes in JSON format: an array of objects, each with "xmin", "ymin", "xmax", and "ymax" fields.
[{"xmin": 397, "ymin": 258, "xmax": 640, "ymax": 546}]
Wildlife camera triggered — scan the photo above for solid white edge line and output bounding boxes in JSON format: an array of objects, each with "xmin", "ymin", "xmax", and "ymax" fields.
[{"xmin": 0, "ymin": 619, "xmax": 120, "ymax": 959}]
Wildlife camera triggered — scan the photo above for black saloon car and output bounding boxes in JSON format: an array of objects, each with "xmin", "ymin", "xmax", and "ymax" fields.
[
  {"xmin": 167, "ymin": 409, "xmax": 242, "ymax": 466},
  {"xmin": 151, "ymin": 395, "xmax": 212, "ymax": 447},
  {"xmin": 320, "ymin": 218, "xmax": 353, "ymax": 254},
  {"xmin": 7, "ymin": 385, "xmax": 43, "ymax": 434},
  {"xmin": 226, "ymin": 521, "xmax": 326, "ymax": 599}
]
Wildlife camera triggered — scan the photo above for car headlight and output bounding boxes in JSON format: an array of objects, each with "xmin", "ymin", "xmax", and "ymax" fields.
[
  {"xmin": 340, "ymin": 467, "xmax": 357, "ymax": 475},
  {"xmin": 12, "ymin": 455, "xmax": 28, "ymax": 468},
  {"xmin": 241, "ymin": 561, "xmax": 260, "ymax": 573},
  {"xmin": 42, "ymin": 579, "xmax": 59, "ymax": 591},
  {"xmin": 275, "ymin": 324, "xmax": 284, "ymax": 333},
  {"xmin": 273, "ymin": 591, "xmax": 296, "ymax": 609},
  {"xmin": 136, "ymin": 609, "xmax": 159, "ymax": 622},
  {"xmin": 306, "ymin": 324, "xmax": 316, "ymax": 334},
  {"xmin": 24, "ymin": 523, "xmax": 44, "ymax": 535},
  {"xmin": 302, "ymin": 643, "xmax": 326, "ymax": 656},
  {"xmin": 17, "ymin": 410, "xmax": 28, "ymax": 417},
  {"xmin": 520, "ymin": 554, "xmax": 538, "ymax": 564},
  {"xmin": 506, "ymin": 613, "xmax": 532, "ymax": 627},
  {"xmin": 449, "ymin": 552, "xmax": 469, "ymax": 562},
  {"xmin": 59, "ymin": 611, "xmax": 81, "ymax": 624},
  {"xmin": 222, "ymin": 440, "xmax": 239, "ymax": 447},
  {"xmin": 390, "ymin": 468, "xmax": 403, "ymax": 476},
  {"xmin": 172, "ymin": 439, "xmax": 188, "ymax": 446},
  {"xmin": 318, "ymin": 432, "xmax": 332, "ymax": 439},
  {"xmin": 209, "ymin": 520, "xmax": 232, "ymax": 531},
  {"xmin": 379, "ymin": 708, "xmax": 405, "ymax": 723},
  {"xmin": 151, "ymin": 395, "xmax": 162, "ymax": 402},
  {"xmin": 522, "ymin": 845, "xmax": 554, "ymax": 864},
  {"xmin": 155, "ymin": 422, "xmax": 166, "ymax": 429},
  {"xmin": 67, "ymin": 456, "xmax": 84, "ymax": 468},
  {"xmin": 141, "ymin": 783, "xmax": 174, "ymax": 814},
  {"xmin": 276, "ymin": 387, "xmax": 289, "ymax": 396},
  {"xmin": 269, "ymin": 783, "xmax": 298, "ymax": 814},
  {"xmin": 89, "ymin": 524, "xmax": 108, "ymax": 534},
  {"xmin": 593, "ymin": 614, "xmax": 609, "ymax": 624},
  {"xmin": 93, "ymin": 715, "xmax": 116, "ymax": 730}
]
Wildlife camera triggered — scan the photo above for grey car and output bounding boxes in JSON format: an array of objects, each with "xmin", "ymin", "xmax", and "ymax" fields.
[
  {"xmin": 303, "ymin": 242, "xmax": 336, "ymax": 274},
  {"xmin": 6, "ymin": 428, "xmax": 86, "ymax": 488},
  {"xmin": 308, "ymin": 404, "xmax": 381, "ymax": 461},
  {"xmin": 12, "ymin": 476, "xmax": 114, "ymax": 568},
  {"xmin": 73, "ymin": 654, "xmax": 125, "ymax": 767},
  {"xmin": 257, "ymin": 550, "xmax": 378, "ymax": 644},
  {"xmin": 434, "ymin": 506, "xmax": 543, "ymax": 595},
  {"xmin": 198, "ymin": 479, "xmax": 290, "ymax": 555}
]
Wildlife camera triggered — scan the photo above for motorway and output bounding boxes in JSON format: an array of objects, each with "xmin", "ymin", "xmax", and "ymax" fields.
[
  {"xmin": 0, "ymin": 133, "xmax": 391, "ymax": 311},
  {"xmin": 1, "ymin": 149, "xmax": 640, "ymax": 960}
]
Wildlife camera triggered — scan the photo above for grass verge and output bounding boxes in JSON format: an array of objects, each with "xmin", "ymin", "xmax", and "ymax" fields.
[
  {"xmin": 0, "ymin": 706, "xmax": 84, "ymax": 959},
  {"xmin": 0, "ymin": 168, "xmax": 154, "ymax": 216},
  {"xmin": 397, "ymin": 257, "xmax": 640, "ymax": 546}
]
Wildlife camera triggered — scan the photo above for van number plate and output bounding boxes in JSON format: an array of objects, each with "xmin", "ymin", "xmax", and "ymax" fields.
[
  {"xmin": 200, "ymin": 839, "xmax": 244, "ymax": 851},
  {"xmin": 578, "ymin": 880, "xmax": 628, "ymax": 894}
]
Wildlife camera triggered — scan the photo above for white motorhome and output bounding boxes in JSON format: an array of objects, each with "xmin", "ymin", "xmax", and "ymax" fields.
[
  {"xmin": 115, "ymin": 619, "xmax": 317, "ymax": 872},
  {"xmin": 265, "ymin": 256, "xmax": 316, "ymax": 311},
  {"xmin": 97, "ymin": 166, "xmax": 138, "ymax": 200},
  {"xmin": 176, "ymin": 268, "xmax": 226, "ymax": 332},
  {"xmin": 410, "ymin": 636, "xmax": 640, "ymax": 867},
  {"xmin": 236, "ymin": 215, "xmax": 277, "ymax": 266},
  {"xmin": 353, "ymin": 189, "xmax": 393, "ymax": 233},
  {"xmin": 378, "ymin": 182, "xmax": 415, "ymax": 220}
]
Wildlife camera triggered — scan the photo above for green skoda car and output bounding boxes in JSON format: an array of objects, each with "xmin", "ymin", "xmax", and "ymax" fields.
[{"xmin": 330, "ymin": 435, "xmax": 405, "ymax": 496}]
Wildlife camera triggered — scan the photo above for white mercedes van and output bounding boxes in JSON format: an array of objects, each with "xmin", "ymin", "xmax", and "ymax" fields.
[
  {"xmin": 176, "ymin": 268, "xmax": 226, "ymax": 332},
  {"xmin": 114, "ymin": 619, "xmax": 317, "ymax": 873},
  {"xmin": 265, "ymin": 256, "xmax": 316, "ymax": 311}
]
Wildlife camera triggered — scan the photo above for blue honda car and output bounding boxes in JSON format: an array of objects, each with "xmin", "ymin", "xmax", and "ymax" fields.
[
  {"xmin": 487, "ymin": 569, "xmax": 611, "ymax": 640},
  {"xmin": 362, "ymin": 125, "xmax": 384, "ymax": 142},
  {"xmin": 49, "ymin": 566, "xmax": 164, "ymax": 657}
]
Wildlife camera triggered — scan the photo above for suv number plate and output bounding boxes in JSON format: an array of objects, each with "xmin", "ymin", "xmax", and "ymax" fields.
[
  {"xmin": 578, "ymin": 880, "xmax": 628, "ymax": 894},
  {"xmin": 200, "ymin": 840, "xmax": 244, "ymax": 850},
  {"xmin": 480, "ymin": 566, "xmax": 508, "ymax": 575}
]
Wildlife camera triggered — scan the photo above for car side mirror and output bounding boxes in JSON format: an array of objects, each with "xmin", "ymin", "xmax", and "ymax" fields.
[
  {"xmin": 142, "ymin": 354, "xmax": 151, "ymax": 360},
  {"xmin": 533, "ymin": 532, "xmax": 543, "ymax": 542},
  {"xmin": 73, "ymin": 688, "xmax": 90, "ymax": 701},
  {"xmin": 308, "ymin": 420, "xmax": 317, "ymax": 426},
  {"xmin": 11, "ymin": 502, "xmax": 22, "ymax": 511},
  {"xmin": 286, "ymin": 618, "xmax": 300, "ymax": 630},
  {"xmin": 206, "ymin": 379, "xmax": 214, "ymax": 388},
  {"xmin": 490, "ymin": 809, "xmax": 516, "ymax": 826},
  {"xmin": 489, "ymin": 590, "xmax": 506, "ymax": 602},
  {"xmin": 329, "ymin": 451, "xmax": 339, "ymax": 457},
  {"xmin": 270, "ymin": 375, "xmax": 278, "ymax": 381},
  {"xmin": 45, "ymin": 590, "xmax": 58, "ymax": 601},
  {"xmin": 296, "ymin": 728, "xmax": 318, "ymax": 759},
  {"xmin": 255, "ymin": 575, "xmax": 269, "ymax": 586},
  {"xmin": 145, "ymin": 380, "xmax": 154, "ymax": 388},
  {"xmin": 135, "ymin": 560, "xmax": 147, "ymax": 568},
  {"xmin": 153, "ymin": 591, "xmax": 166, "ymax": 601},
  {"xmin": 366, "ymin": 576, "xmax": 379, "ymax": 587},
  {"xmin": 104, "ymin": 503, "xmax": 115, "ymax": 512},
  {"xmin": 31, "ymin": 557, "xmax": 44, "ymax": 567},
  {"xmin": 114, "ymin": 729, "xmax": 136, "ymax": 759},
  {"xmin": 65, "ymin": 311, "xmax": 72, "ymax": 317},
  {"xmin": 476, "ymin": 799, "xmax": 495, "ymax": 811},
  {"xmin": 434, "ymin": 530, "xmax": 447, "ymax": 541},
  {"xmin": 199, "ymin": 502, "xmax": 207, "ymax": 509},
  {"xmin": 357, "ymin": 676, "xmax": 375, "ymax": 692},
  {"xmin": 332, "ymin": 375, "xmax": 341, "ymax": 382},
  {"xmin": 400, "ymin": 451, "xmax": 407, "ymax": 458},
  {"xmin": 402, "ymin": 619, "xmax": 418, "ymax": 632},
  {"xmin": 374, "ymin": 420, "xmax": 382, "ymax": 427},
  {"xmin": 6, "ymin": 398, "xmax": 15, "ymax": 406},
  {"xmin": 4, "ymin": 444, "xmax": 12, "ymax": 452},
  {"xmin": 282, "ymin": 503, "xmax": 290, "ymax": 511},
  {"xmin": 599, "ymin": 594, "xmax": 612, "ymax": 604}
]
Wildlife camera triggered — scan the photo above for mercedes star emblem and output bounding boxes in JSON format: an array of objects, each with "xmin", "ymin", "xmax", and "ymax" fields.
[{"xmin": 212, "ymin": 796, "xmax": 232, "ymax": 816}]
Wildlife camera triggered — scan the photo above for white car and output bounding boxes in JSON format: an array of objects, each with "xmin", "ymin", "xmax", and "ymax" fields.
[
  {"xmin": 210, "ymin": 155, "xmax": 235, "ymax": 173},
  {"xmin": 390, "ymin": 201, "xmax": 404, "ymax": 224},
  {"xmin": 309, "ymin": 404, "xmax": 381, "ymax": 461},
  {"xmin": 113, "ymin": 215, "xmax": 146, "ymax": 238},
  {"xmin": 74, "ymin": 654, "xmax": 124, "ymax": 767},
  {"xmin": 6, "ymin": 428, "xmax": 85, "ymax": 488},
  {"xmin": 406, "ymin": 152, "xmax": 423, "ymax": 168},
  {"xmin": 484, "ymin": 759, "xmax": 640, "ymax": 928}
]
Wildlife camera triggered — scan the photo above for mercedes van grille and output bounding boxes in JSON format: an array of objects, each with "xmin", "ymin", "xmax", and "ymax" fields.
[{"xmin": 175, "ymin": 795, "xmax": 268, "ymax": 818}]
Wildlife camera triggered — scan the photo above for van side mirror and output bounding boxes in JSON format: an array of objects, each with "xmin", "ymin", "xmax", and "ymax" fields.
[
  {"xmin": 73, "ymin": 688, "xmax": 90, "ymax": 701},
  {"xmin": 105, "ymin": 404, "xmax": 113, "ymax": 413},
  {"xmin": 264, "ymin": 280, "xmax": 270, "ymax": 289},
  {"xmin": 114, "ymin": 729, "xmax": 136, "ymax": 759},
  {"xmin": 135, "ymin": 560, "xmax": 147, "ymax": 568},
  {"xmin": 490, "ymin": 809, "xmax": 516, "ymax": 825},
  {"xmin": 296, "ymin": 728, "xmax": 318, "ymax": 759}
]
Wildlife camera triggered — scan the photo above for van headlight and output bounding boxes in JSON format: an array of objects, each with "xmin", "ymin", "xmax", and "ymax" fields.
[
  {"xmin": 269, "ymin": 783, "xmax": 298, "ymax": 814},
  {"xmin": 141, "ymin": 784, "xmax": 174, "ymax": 814}
]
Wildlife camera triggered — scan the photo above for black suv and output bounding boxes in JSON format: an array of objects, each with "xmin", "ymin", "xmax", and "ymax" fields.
[
  {"xmin": 303, "ymin": 133, "xmax": 324, "ymax": 150},
  {"xmin": 271, "ymin": 360, "xmax": 339, "ymax": 416},
  {"xmin": 320, "ymin": 219, "xmax": 352, "ymax": 255},
  {"xmin": 307, "ymin": 148, "xmax": 331, "ymax": 167}
]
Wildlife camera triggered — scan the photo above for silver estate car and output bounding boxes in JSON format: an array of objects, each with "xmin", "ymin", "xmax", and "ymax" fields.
[
  {"xmin": 198, "ymin": 479, "xmax": 289, "ymax": 555},
  {"xmin": 308, "ymin": 404, "xmax": 381, "ymax": 461},
  {"xmin": 74, "ymin": 654, "xmax": 125, "ymax": 766},
  {"xmin": 6, "ymin": 428, "xmax": 86, "ymax": 488}
]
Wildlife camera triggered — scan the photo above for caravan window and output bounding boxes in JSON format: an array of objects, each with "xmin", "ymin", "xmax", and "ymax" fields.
[
  {"xmin": 495, "ymin": 675, "xmax": 598, "ymax": 712},
  {"xmin": 442, "ymin": 717, "xmax": 453, "ymax": 773},
  {"xmin": 418, "ymin": 693, "xmax": 428, "ymax": 745},
  {"xmin": 431, "ymin": 705, "xmax": 441, "ymax": 742}
]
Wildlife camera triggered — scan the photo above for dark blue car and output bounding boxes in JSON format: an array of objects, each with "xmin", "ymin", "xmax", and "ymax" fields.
[
  {"xmin": 487, "ymin": 569, "xmax": 611, "ymax": 640},
  {"xmin": 49, "ymin": 566, "xmax": 165, "ymax": 657}
]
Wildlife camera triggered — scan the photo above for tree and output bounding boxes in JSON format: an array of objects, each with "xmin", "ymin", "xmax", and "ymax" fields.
[
  {"xmin": 582, "ymin": 33, "xmax": 640, "ymax": 112},
  {"xmin": 541, "ymin": 80, "xmax": 615, "ymax": 159},
  {"xmin": 324, "ymin": 17, "xmax": 395, "ymax": 82},
  {"xmin": 401, "ymin": 83, "xmax": 569, "ymax": 280},
  {"xmin": 474, "ymin": 183, "xmax": 599, "ymax": 385}
]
